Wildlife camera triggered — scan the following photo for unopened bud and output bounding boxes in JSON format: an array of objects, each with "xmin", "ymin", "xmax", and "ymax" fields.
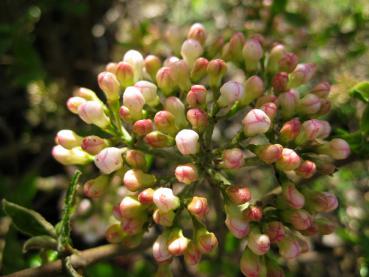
[
  {"xmin": 288, "ymin": 63, "xmax": 316, "ymax": 88},
  {"xmin": 241, "ymin": 75, "xmax": 264, "ymax": 105},
  {"xmin": 225, "ymin": 214, "xmax": 250, "ymax": 239},
  {"xmin": 242, "ymin": 109, "xmax": 271, "ymax": 137},
  {"xmin": 119, "ymin": 196, "xmax": 144, "ymax": 218},
  {"xmin": 256, "ymin": 95, "xmax": 277, "ymax": 107},
  {"xmin": 264, "ymin": 221, "xmax": 285, "ymax": 244},
  {"xmin": 318, "ymin": 138, "xmax": 350, "ymax": 160},
  {"xmin": 55, "ymin": 130, "xmax": 82, "ymax": 149},
  {"xmin": 186, "ymin": 85, "xmax": 207, "ymax": 108},
  {"xmin": 312, "ymin": 82, "xmax": 330, "ymax": 98},
  {"xmin": 94, "ymin": 147, "xmax": 124, "ymax": 174},
  {"xmin": 222, "ymin": 148, "xmax": 245, "ymax": 169},
  {"xmin": 282, "ymin": 209, "xmax": 312, "ymax": 230},
  {"xmin": 279, "ymin": 118, "xmax": 301, "ymax": 142},
  {"xmin": 154, "ymin": 111, "xmax": 178, "ymax": 135},
  {"xmin": 175, "ymin": 164, "xmax": 198, "ymax": 184},
  {"xmin": 153, "ymin": 209, "xmax": 175, "ymax": 227},
  {"xmin": 187, "ymin": 108, "xmax": 208, "ymax": 132},
  {"xmin": 240, "ymin": 248, "xmax": 266, "ymax": 277},
  {"xmin": 153, "ymin": 234, "xmax": 172, "ymax": 263},
  {"xmin": 83, "ymin": 175, "xmax": 109, "ymax": 198},
  {"xmin": 315, "ymin": 217, "xmax": 336, "ymax": 235},
  {"xmin": 105, "ymin": 224, "xmax": 124, "ymax": 243},
  {"xmin": 307, "ymin": 191, "xmax": 338, "ymax": 213},
  {"xmin": 279, "ymin": 52, "xmax": 298, "ymax": 73},
  {"xmin": 75, "ymin": 87, "xmax": 99, "ymax": 101},
  {"xmin": 318, "ymin": 98, "xmax": 331, "ymax": 115},
  {"xmin": 81, "ymin": 135, "xmax": 108, "ymax": 155},
  {"xmin": 98, "ymin": 72, "xmax": 120, "ymax": 102},
  {"xmin": 188, "ymin": 196, "xmax": 209, "ymax": 219},
  {"xmin": 312, "ymin": 154, "xmax": 336, "ymax": 175},
  {"xmin": 243, "ymin": 206, "xmax": 263, "ymax": 222},
  {"xmin": 67, "ymin": 96, "xmax": 86, "ymax": 114},
  {"xmin": 295, "ymin": 160, "xmax": 316, "ymax": 179},
  {"xmin": 184, "ymin": 241, "xmax": 202, "ymax": 265},
  {"xmin": 207, "ymin": 59, "xmax": 227, "ymax": 87},
  {"xmin": 181, "ymin": 39, "xmax": 203, "ymax": 66},
  {"xmin": 123, "ymin": 50, "xmax": 144, "ymax": 82},
  {"xmin": 153, "ymin": 187, "xmax": 180, "ymax": 212},
  {"xmin": 123, "ymin": 86, "xmax": 145, "ymax": 120},
  {"xmin": 226, "ymin": 185, "xmax": 252, "ymax": 205},
  {"xmin": 144, "ymin": 55, "xmax": 161, "ymax": 80},
  {"xmin": 276, "ymin": 148, "xmax": 301, "ymax": 171},
  {"xmin": 144, "ymin": 131, "xmax": 174, "ymax": 148},
  {"xmin": 272, "ymin": 72, "xmax": 289, "ymax": 93},
  {"xmin": 218, "ymin": 80, "xmax": 244, "ymax": 107},
  {"xmin": 105, "ymin": 62, "xmax": 118, "ymax": 73},
  {"xmin": 277, "ymin": 90, "xmax": 299, "ymax": 118},
  {"xmin": 175, "ymin": 129, "xmax": 200, "ymax": 155},
  {"xmin": 156, "ymin": 67, "xmax": 175, "ymax": 96},
  {"xmin": 278, "ymin": 236, "xmax": 301, "ymax": 259},
  {"xmin": 52, "ymin": 145, "xmax": 92, "ymax": 165},
  {"xmin": 170, "ymin": 60, "xmax": 191, "ymax": 91},
  {"xmin": 295, "ymin": 119, "xmax": 330, "ymax": 144},
  {"xmin": 298, "ymin": 94, "xmax": 321, "ymax": 115},
  {"xmin": 261, "ymin": 102, "xmax": 277, "ymax": 120},
  {"xmin": 125, "ymin": 150, "xmax": 146, "ymax": 169},
  {"xmin": 165, "ymin": 96, "xmax": 187, "ymax": 128},
  {"xmin": 228, "ymin": 32, "xmax": 246, "ymax": 61},
  {"xmin": 133, "ymin": 119, "xmax": 153, "ymax": 136},
  {"xmin": 248, "ymin": 229, "xmax": 270, "ymax": 255},
  {"xmin": 134, "ymin": 80, "xmax": 159, "ymax": 107},
  {"xmin": 196, "ymin": 229, "xmax": 218, "ymax": 254},
  {"xmin": 78, "ymin": 101, "xmax": 110, "ymax": 128},
  {"xmin": 282, "ymin": 183, "xmax": 305, "ymax": 209},
  {"xmin": 207, "ymin": 36, "xmax": 224, "ymax": 58},
  {"xmin": 243, "ymin": 38, "xmax": 263, "ymax": 72},
  {"xmin": 123, "ymin": 169, "xmax": 156, "ymax": 192},
  {"xmin": 187, "ymin": 23, "xmax": 207, "ymax": 45},
  {"xmin": 138, "ymin": 188, "xmax": 155, "ymax": 205},
  {"xmin": 115, "ymin": 62, "xmax": 134, "ymax": 87},
  {"xmin": 121, "ymin": 216, "xmax": 145, "ymax": 236},
  {"xmin": 266, "ymin": 259, "xmax": 285, "ymax": 277},
  {"xmin": 168, "ymin": 229, "xmax": 190, "ymax": 256},
  {"xmin": 256, "ymin": 144, "xmax": 283, "ymax": 164},
  {"xmin": 191, "ymin": 58, "xmax": 208, "ymax": 82},
  {"xmin": 267, "ymin": 44, "xmax": 287, "ymax": 73}
]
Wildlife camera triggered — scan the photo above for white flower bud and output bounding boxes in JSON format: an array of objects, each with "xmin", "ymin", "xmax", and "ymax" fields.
[{"xmin": 175, "ymin": 129, "xmax": 200, "ymax": 155}]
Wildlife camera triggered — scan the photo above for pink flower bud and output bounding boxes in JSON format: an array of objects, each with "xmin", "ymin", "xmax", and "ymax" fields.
[
  {"xmin": 97, "ymin": 71, "xmax": 120, "ymax": 102},
  {"xmin": 184, "ymin": 241, "xmax": 202, "ymax": 265},
  {"xmin": 153, "ymin": 234, "xmax": 172, "ymax": 263},
  {"xmin": 318, "ymin": 138, "xmax": 350, "ymax": 160},
  {"xmin": 123, "ymin": 86, "xmax": 145, "ymax": 120},
  {"xmin": 105, "ymin": 62, "xmax": 117, "ymax": 73},
  {"xmin": 256, "ymin": 95, "xmax": 277, "ymax": 107},
  {"xmin": 282, "ymin": 209, "xmax": 313, "ymax": 230},
  {"xmin": 138, "ymin": 188, "xmax": 155, "ymax": 205},
  {"xmin": 312, "ymin": 81, "xmax": 330, "ymax": 98},
  {"xmin": 164, "ymin": 56, "xmax": 180, "ymax": 66},
  {"xmin": 123, "ymin": 169, "xmax": 156, "ymax": 192},
  {"xmin": 119, "ymin": 106, "xmax": 131, "ymax": 122},
  {"xmin": 52, "ymin": 145, "xmax": 92, "ymax": 165},
  {"xmin": 318, "ymin": 98, "xmax": 331, "ymax": 115},
  {"xmin": 83, "ymin": 175, "xmax": 109, "ymax": 198},
  {"xmin": 175, "ymin": 164, "xmax": 198, "ymax": 184},
  {"xmin": 187, "ymin": 196, "xmax": 209, "ymax": 219},
  {"xmin": 243, "ymin": 206, "xmax": 263, "ymax": 222},
  {"xmin": 307, "ymin": 191, "xmax": 338, "ymax": 213},
  {"xmin": 191, "ymin": 58, "xmax": 208, "ymax": 82},
  {"xmin": 272, "ymin": 72, "xmax": 289, "ymax": 93},
  {"xmin": 267, "ymin": 44, "xmax": 287, "ymax": 73},
  {"xmin": 181, "ymin": 39, "xmax": 203, "ymax": 66},
  {"xmin": 123, "ymin": 50, "xmax": 144, "ymax": 82},
  {"xmin": 207, "ymin": 59, "xmax": 227, "ymax": 87},
  {"xmin": 119, "ymin": 196, "xmax": 144, "ymax": 218},
  {"xmin": 187, "ymin": 23, "xmax": 207, "ymax": 45},
  {"xmin": 288, "ymin": 63, "xmax": 316, "ymax": 88},
  {"xmin": 105, "ymin": 224, "xmax": 124, "ymax": 243},
  {"xmin": 225, "ymin": 215, "xmax": 250, "ymax": 239},
  {"xmin": 243, "ymin": 38, "xmax": 263, "ymax": 72},
  {"xmin": 222, "ymin": 148, "xmax": 245, "ymax": 169},
  {"xmin": 156, "ymin": 67, "xmax": 175, "ymax": 96},
  {"xmin": 278, "ymin": 236, "xmax": 301, "ymax": 259},
  {"xmin": 264, "ymin": 221, "xmax": 285, "ymax": 244},
  {"xmin": 242, "ymin": 109, "xmax": 271, "ymax": 137},
  {"xmin": 115, "ymin": 62, "xmax": 134, "ymax": 88},
  {"xmin": 81, "ymin": 135, "xmax": 108, "ymax": 155},
  {"xmin": 175, "ymin": 129, "xmax": 200, "ymax": 155},
  {"xmin": 279, "ymin": 118, "xmax": 301, "ymax": 143},
  {"xmin": 144, "ymin": 131, "xmax": 174, "ymax": 148},
  {"xmin": 154, "ymin": 111, "xmax": 178, "ymax": 135},
  {"xmin": 94, "ymin": 147, "xmax": 124, "ymax": 174},
  {"xmin": 196, "ymin": 229, "xmax": 218, "ymax": 254},
  {"xmin": 165, "ymin": 96, "xmax": 187, "ymax": 128},
  {"xmin": 240, "ymin": 248, "xmax": 266, "ymax": 277},
  {"xmin": 144, "ymin": 55, "xmax": 161, "ymax": 80},
  {"xmin": 277, "ymin": 90, "xmax": 299, "ymax": 118},
  {"xmin": 153, "ymin": 187, "xmax": 180, "ymax": 212},
  {"xmin": 78, "ymin": 101, "xmax": 110, "ymax": 128},
  {"xmin": 241, "ymin": 75, "xmax": 264, "ymax": 105},
  {"xmin": 134, "ymin": 80, "xmax": 159, "ymax": 107},
  {"xmin": 276, "ymin": 148, "xmax": 301, "ymax": 171},
  {"xmin": 133, "ymin": 119, "xmax": 153, "ymax": 136},
  {"xmin": 125, "ymin": 149, "xmax": 146, "ymax": 169},
  {"xmin": 168, "ymin": 229, "xmax": 190, "ymax": 256},
  {"xmin": 75, "ymin": 87, "xmax": 99, "ymax": 101},
  {"xmin": 66, "ymin": 96, "xmax": 86, "ymax": 114},
  {"xmin": 187, "ymin": 108, "xmax": 208, "ymax": 132},
  {"xmin": 121, "ymin": 217, "xmax": 145, "ymax": 236},
  {"xmin": 55, "ymin": 130, "xmax": 82, "ymax": 149},
  {"xmin": 228, "ymin": 32, "xmax": 246, "ymax": 60},
  {"xmin": 315, "ymin": 217, "xmax": 337, "ymax": 235},
  {"xmin": 279, "ymin": 52, "xmax": 298, "ymax": 73},
  {"xmin": 153, "ymin": 209, "xmax": 175, "ymax": 227},
  {"xmin": 295, "ymin": 160, "xmax": 316, "ymax": 179},
  {"xmin": 298, "ymin": 94, "xmax": 321, "ymax": 115},
  {"xmin": 112, "ymin": 204, "xmax": 122, "ymax": 220},
  {"xmin": 226, "ymin": 185, "xmax": 252, "ymax": 205},
  {"xmin": 186, "ymin": 85, "xmax": 207, "ymax": 107},
  {"xmin": 248, "ymin": 230, "xmax": 270, "ymax": 255},
  {"xmin": 282, "ymin": 183, "xmax": 305, "ymax": 209},
  {"xmin": 256, "ymin": 144, "xmax": 283, "ymax": 164},
  {"xmin": 295, "ymin": 119, "xmax": 329, "ymax": 144},
  {"xmin": 218, "ymin": 81, "xmax": 244, "ymax": 107},
  {"xmin": 170, "ymin": 60, "xmax": 191, "ymax": 91}
]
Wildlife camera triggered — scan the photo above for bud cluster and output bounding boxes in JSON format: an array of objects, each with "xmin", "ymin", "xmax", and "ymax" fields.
[{"xmin": 53, "ymin": 23, "xmax": 350, "ymax": 276}]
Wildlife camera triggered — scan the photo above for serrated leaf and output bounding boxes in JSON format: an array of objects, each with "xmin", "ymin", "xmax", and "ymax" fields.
[
  {"xmin": 2, "ymin": 199, "xmax": 56, "ymax": 238},
  {"xmin": 350, "ymin": 81, "xmax": 369, "ymax": 102},
  {"xmin": 23, "ymin": 236, "xmax": 57, "ymax": 253},
  {"xmin": 361, "ymin": 105, "xmax": 369, "ymax": 135}
]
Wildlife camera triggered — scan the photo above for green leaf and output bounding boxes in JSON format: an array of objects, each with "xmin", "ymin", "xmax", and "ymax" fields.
[
  {"xmin": 23, "ymin": 236, "xmax": 57, "ymax": 253},
  {"xmin": 361, "ymin": 105, "xmax": 369, "ymax": 135},
  {"xmin": 350, "ymin": 81, "xmax": 369, "ymax": 102},
  {"xmin": 2, "ymin": 199, "xmax": 56, "ymax": 238}
]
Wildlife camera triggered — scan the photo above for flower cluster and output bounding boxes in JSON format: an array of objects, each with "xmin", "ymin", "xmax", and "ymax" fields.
[{"xmin": 53, "ymin": 23, "xmax": 350, "ymax": 276}]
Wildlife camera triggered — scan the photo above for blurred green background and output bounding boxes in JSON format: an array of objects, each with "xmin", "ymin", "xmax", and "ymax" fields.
[{"xmin": 0, "ymin": 0, "xmax": 369, "ymax": 276}]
